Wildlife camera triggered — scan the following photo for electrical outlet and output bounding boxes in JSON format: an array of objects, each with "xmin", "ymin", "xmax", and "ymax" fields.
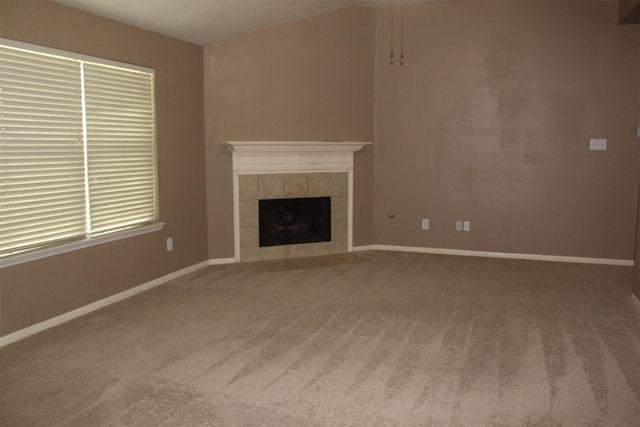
[
  {"xmin": 422, "ymin": 219, "xmax": 429, "ymax": 230},
  {"xmin": 589, "ymin": 138, "xmax": 607, "ymax": 151},
  {"xmin": 456, "ymin": 221, "xmax": 462, "ymax": 231},
  {"xmin": 166, "ymin": 237, "xmax": 173, "ymax": 252},
  {"xmin": 463, "ymin": 221, "xmax": 470, "ymax": 232}
]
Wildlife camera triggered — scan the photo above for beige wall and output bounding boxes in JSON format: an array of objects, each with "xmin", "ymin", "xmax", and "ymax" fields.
[
  {"xmin": 374, "ymin": 1, "xmax": 640, "ymax": 260},
  {"xmin": 0, "ymin": 0, "xmax": 208, "ymax": 336},
  {"xmin": 203, "ymin": 7, "xmax": 375, "ymax": 259}
]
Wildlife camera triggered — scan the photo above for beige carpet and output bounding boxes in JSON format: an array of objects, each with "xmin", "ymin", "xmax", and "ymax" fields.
[{"xmin": 1, "ymin": 251, "xmax": 639, "ymax": 426}]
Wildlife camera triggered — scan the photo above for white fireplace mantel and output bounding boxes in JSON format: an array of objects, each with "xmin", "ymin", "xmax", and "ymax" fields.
[
  {"xmin": 227, "ymin": 141, "xmax": 371, "ymax": 173},
  {"xmin": 228, "ymin": 141, "xmax": 372, "ymax": 261}
]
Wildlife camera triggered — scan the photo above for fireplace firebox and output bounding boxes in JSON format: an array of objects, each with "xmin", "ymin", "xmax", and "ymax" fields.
[{"xmin": 259, "ymin": 197, "xmax": 331, "ymax": 247}]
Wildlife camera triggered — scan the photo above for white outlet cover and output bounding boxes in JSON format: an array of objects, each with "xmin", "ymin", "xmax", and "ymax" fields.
[
  {"xmin": 422, "ymin": 219, "xmax": 429, "ymax": 230},
  {"xmin": 589, "ymin": 138, "xmax": 607, "ymax": 151},
  {"xmin": 166, "ymin": 237, "xmax": 173, "ymax": 251},
  {"xmin": 463, "ymin": 221, "xmax": 470, "ymax": 231},
  {"xmin": 455, "ymin": 221, "xmax": 462, "ymax": 231}
]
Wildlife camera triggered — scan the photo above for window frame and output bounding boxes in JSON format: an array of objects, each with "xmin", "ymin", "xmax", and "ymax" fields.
[{"xmin": 0, "ymin": 38, "xmax": 163, "ymax": 268}]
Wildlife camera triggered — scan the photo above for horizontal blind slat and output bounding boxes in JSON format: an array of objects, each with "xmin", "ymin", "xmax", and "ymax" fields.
[
  {"xmin": 0, "ymin": 227, "xmax": 85, "ymax": 249},
  {"xmin": 1, "ymin": 193, "xmax": 87, "ymax": 210},
  {"xmin": 84, "ymin": 62, "xmax": 157, "ymax": 234},
  {"xmin": 0, "ymin": 44, "xmax": 87, "ymax": 255},
  {"xmin": 91, "ymin": 195, "xmax": 156, "ymax": 209},
  {"xmin": 0, "ymin": 210, "xmax": 87, "ymax": 233},
  {"xmin": 91, "ymin": 215, "xmax": 155, "ymax": 234}
]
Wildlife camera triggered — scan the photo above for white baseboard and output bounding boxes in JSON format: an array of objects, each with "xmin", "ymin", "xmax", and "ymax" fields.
[
  {"xmin": 632, "ymin": 293, "xmax": 640, "ymax": 315},
  {"xmin": 352, "ymin": 245, "xmax": 375, "ymax": 252},
  {"xmin": 0, "ymin": 260, "xmax": 210, "ymax": 348},
  {"xmin": 208, "ymin": 257, "xmax": 236, "ymax": 265},
  {"xmin": 354, "ymin": 244, "xmax": 634, "ymax": 267}
]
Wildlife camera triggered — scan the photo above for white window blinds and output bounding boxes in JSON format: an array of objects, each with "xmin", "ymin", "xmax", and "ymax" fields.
[
  {"xmin": 84, "ymin": 62, "xmax": 157, "ymax": 235},
  {"xmin": 0, "ymin": 40, "xmax": 157, "ymax": 258},
  {"xmin": 0, "ymin": 46, "xmax": 87, "ymax": 254}
]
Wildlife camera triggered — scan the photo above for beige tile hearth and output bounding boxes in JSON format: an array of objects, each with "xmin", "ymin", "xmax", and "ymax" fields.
[
  {"xmin": 239, "ymin": 201, "xmax": 258, "ymax": 227},
  {"xmin": 240, "ymin": 227, "xmax": 258, "ymax": 249},
  {"xmin": 259, "ymin": 246, "xmax": 284, "ymax": 261},
  {"xmin": 307, "ymin": 242, "xmax": 331, "ymax": 257},
  {"xmin": 332, "ymin": 220, "xmax": 348, "ymax": 237},
  {"xmin": 308, "ymin": 173, "xmax": 330, "ymax": 197},
  {"xmin": 331, "ymin": 239, "xmax": 348, "ymax": 253},
  {"xmin": 332, "ymin": 196, "xmax": 348, "ymax": 221},
  {"xmin": 240, "ymin": 247, "xmax": 259, "ymax": 262},
  {"xmin": 259, "ymin": 174, "xmax": 284, "ymax": 199},
  {"xmin": 238, "ymin": 172, "xmax": 350, "ymax": 262},
  {"xmin": 284, "ymin": 174, "xmax": 308, "ymax": 198},
  {"xmin": 283, "ymin": 244, "xmax": 308, "ymax": 259},
  {"xmin": 238, "ymin": 175, "xmax": 258, "ymax": 200},
  {"xmin": 331, "ymin": 173, "xmax": 348, "ymax": 196}
]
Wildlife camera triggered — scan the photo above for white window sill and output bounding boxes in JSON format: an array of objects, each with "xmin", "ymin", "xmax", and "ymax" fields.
[{"xmin": 0, "ymin": 222, "xmax": 165, "ymax": 269}]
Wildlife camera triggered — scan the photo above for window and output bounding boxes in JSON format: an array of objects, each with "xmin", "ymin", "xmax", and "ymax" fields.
[{"xmin": 0, "ymin": 39, "xmax": 159, "ymax": 264}]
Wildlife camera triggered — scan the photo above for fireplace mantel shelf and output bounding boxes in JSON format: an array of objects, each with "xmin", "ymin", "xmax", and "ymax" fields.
[
  {"xmin": 227, "ymin": 141, "xmax": 372, "ymax": 174},
  {"xmin": 227, "ymin": 140, "xmax": 371, "ymax": 153}
]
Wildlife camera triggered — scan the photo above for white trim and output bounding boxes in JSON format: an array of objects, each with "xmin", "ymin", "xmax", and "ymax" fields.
[
  {"xmin": 352, "ymin": 245, "xmax": 375, "ymax": 252},
  {"xmin": 631, "ymin": 293, "xmax": 640, "ymax": 315},
  {"xmin": 228, "ymin": 140, "xmax": 371, "ymax": 154},
  {"xmin": 0, "ymin": 259, "xmax": 209, "ymax": 348},
  {"xmin": 347, "ymin": 171, "xmax": 354, "ymax": 252},
  {"xmin": 0, "ymin": 222, "xmax": 165, "ymax": 269},
  {"xmin": 228, "ymin": 140, "xmax": 371, "ymax": 150},
  {"xmin": 208, "ymin": 257, "xmax": 236, "ymax": 266},
  {"xmin": 355, "ymin": 244, "xmax": 634, "ymax": 266},
  {"xmin": 233, "ymin": 172, "xmax": 241, "ymax": 262},
  {"xmin": 227, "ymin": 141, "xmax": 371, "ymax": 174}
]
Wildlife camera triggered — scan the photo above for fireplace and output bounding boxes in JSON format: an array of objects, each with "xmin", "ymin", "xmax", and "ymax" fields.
[
  {"xmin": 227, "ymin": 141, "xmax": 371, "ymax": 262},
  {"xmin": 259, "ymin": 197, "xmax": 331, "ymax": 247}
]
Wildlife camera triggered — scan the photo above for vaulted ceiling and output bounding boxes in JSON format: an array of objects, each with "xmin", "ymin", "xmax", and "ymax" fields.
[
  {"xmin": 51, "ymin": 1, "xmax": 638, "ymax": 46},
  {"xmin": 53, "ymin": 0, "xmax": 416, "ymax": 46}
]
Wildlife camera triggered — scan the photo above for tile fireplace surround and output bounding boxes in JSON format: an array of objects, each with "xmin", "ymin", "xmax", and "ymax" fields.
[{"xmin": 227, "ymin": 141, "xmax": 371, "ymax": 262}]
